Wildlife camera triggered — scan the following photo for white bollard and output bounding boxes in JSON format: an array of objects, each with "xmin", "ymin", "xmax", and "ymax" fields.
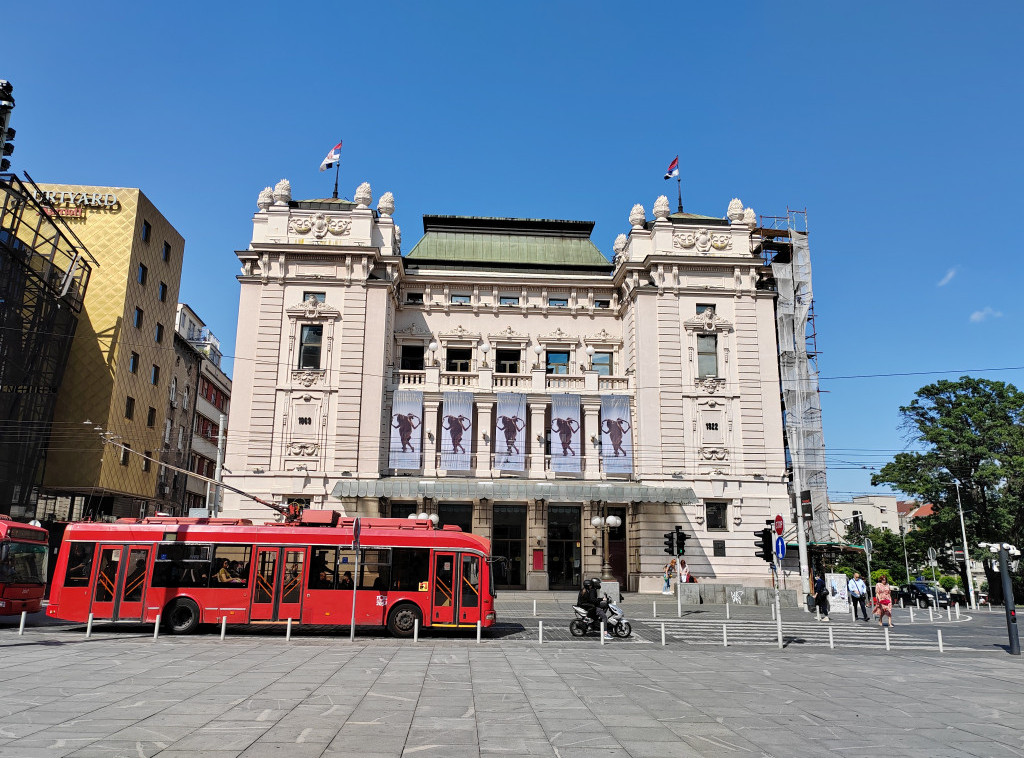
[
  {"xmin": 220, "ymin": 616, "xmax": 227, "ymax": 640},
  {"xmin": 910, "ymin": 606, "xmax": 915, "ymax": 623},
  {"xmin": 85, "ymin": 613, "xmax": 93, "ymax": 639},
  {"xmin": 414, "ymin": 618, "xmax": 419, "ymax": 643},
  {"xmin": 988, "ymin": 602, "xmax": 992, "ymax": 612},
  {"xmin": 476, "ymin": 620, "xmax": 481, "ymax": 643},
  {"xmin": 929, "ymin": 608, "xmax": 934, "ymax": 623},
  {"xmin": 815, "ymin": 606, "xmax": 820, "ymax": 621},
  {"xmin": 900, "ymin": 597, "xmax": 905, "ymax": 608},
  {"xmin": 677, "ymin": 584, "xmax": 682, "ymax": 618},
  {"xmin": 884, "ymin": 627, "xmax": 891, "ymax": 651},
  {"xmin": 533, "ymin": 599, "xmax": 537, "ymax": 617},
  {"xmin": 18, "ymin": 611, "xmax": 26, "ymax": 636},
  {"xmin": 955, "ymin": 604, "xmax": 960, "ymax": 619},
  {"xmin": 661, "ymin": 622, "xmax": 666, "ymax": 646},
  {"xmin": 538, "ymin": 620, "xmax": 543, "ymax": 644},
  {"xmin": 153, "ymin": 614, "xmax": 161, "ymax": 640},
  {"xmin": 829, "ymin": 627, "xmax": 834, "ymax": 649},
  {"xmin": 601, "ymin": 622, "xmax": 606, "ymax": 645},
  {"xmin": 653, "ymin": 602, "xmax": 657, "ymax": 618},
  {"xmin": 850, "ymin": 604, "xmax": 855, "ymax": 622},
  {"xmin": 722, "ymin": 624, "xmax": 728, "ymax": 647},
  {"xmin": 726, "ymin": 603, "xmax": 730, "ymax": 620},
  {"xmin": 938, "ymin": 629, "xmax": 944, "ymax": 653},
  {"xmin": 947, "ymin": 606, "xmax": 952, "ymax": 622},
  {"xmin": 286, "ymin": 618, "xmax": 292, "ymax": 642}
]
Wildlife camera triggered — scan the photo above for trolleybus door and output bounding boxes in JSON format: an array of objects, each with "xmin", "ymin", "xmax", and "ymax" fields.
[
  {"xmin": 458, "ymin": 553, "xmax": 482, "ymax": 627},
  {"xmin": 91, "ymin": 545, "xmax": 151, "ymax": 621},
  {"xmin": 250, "ymin": 547, "xmax": 305, "ymax": 622},
  {"xmin": 431, "ymin": 552, "xmax": 456, "ymax": 625}
]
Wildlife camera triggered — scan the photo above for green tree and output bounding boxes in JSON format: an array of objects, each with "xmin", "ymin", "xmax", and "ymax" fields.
[{"xmin": 871, "ymin": 377, "xmax": 1024, "ymax": 603}]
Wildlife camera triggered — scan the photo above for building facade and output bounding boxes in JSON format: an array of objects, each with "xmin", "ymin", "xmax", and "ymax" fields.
[
  {"xmin": 153, "ymin": 331, "xmax": 202, "ymax": 516},
  {"xmin": 222, "ymin": 180, "xmax": 791, "ymax": 590},
  {"xmin": 38, "ymin": 185, "xmax": 185, "ymax": 521}
]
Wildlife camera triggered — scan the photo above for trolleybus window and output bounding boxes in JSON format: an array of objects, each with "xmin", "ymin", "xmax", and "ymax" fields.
[
  {"xmin": 461, "ymin": 554, "xmax": 480, "ymax": 608},
  {"xmin": 391, "ymin": 548, "xmax": 429, "ymax": 591},
  {"xmin": 152, "ymin": 543, "xmax": 211, "ymax": 588},
  {"xmin": 211, "ymin": 545, "xmax": 251, "ymax": 587},
  {"xmin": 309, "ymin": 547, "xmax": 339, "ymax": 589},
  {"xmin": 357, "ymin": 548, "xmax": 390, "ymax": 591},
  {"xmin": 1, "ymin": 540, "xmax": 47, "ymax": 584},
  {"xmin": 64, "ymin": 543, "xmax": 95, "ymax": 587}
]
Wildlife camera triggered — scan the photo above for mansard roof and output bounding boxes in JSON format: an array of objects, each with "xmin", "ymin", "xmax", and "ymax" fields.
[{"xmin": 405, "ymin": 215, "xmax": 612, "ymax": 272}]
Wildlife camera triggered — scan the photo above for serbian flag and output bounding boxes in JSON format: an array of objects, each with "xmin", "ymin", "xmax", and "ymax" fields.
[
  {"xmin": 664, "ymin": 155, "xmax": 679, "ymax": 180},
  {"xmin": 319, "ymin": 141, "xmax": 342, "ymax": 171}
]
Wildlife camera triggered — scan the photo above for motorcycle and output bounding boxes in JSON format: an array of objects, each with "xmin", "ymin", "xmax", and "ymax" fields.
[{"xmin": 570, "ymin": 594, "xmax": 632, "ymax": 638}]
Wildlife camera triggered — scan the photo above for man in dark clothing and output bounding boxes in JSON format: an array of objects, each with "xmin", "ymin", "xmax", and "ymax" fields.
[
  {"xmin": 814, "ymin": 574, "xmax": 831, "ymax": 621},
  {"xmin": 578, "ymin": 578, "xmax": 612, "ymax": 639}
]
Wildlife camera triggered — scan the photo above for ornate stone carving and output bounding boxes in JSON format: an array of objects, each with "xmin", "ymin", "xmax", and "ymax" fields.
[
  {"xmin": 394, "ymin": 225, "xmax": 402, "ymax": 253},
  {"xmin": 287, "ymin": 213, "xmax": 351, "ymax": 238},
  {"xmin": 377, "ymin": 191, "xmax": 395, "ymax": 217},
  {"xmin": 653, "ymin": 195, "xmax": 671, "ymax": 220},
  {"xmin": 695, "ymin": 376, "xmax": 725, "ymax": 393},
  {"xmin": 354, "ymin": 182, "xmax": 372, "ymax": 208},
  {"xmin": 727, "ymin": 198, "xmax": 744, "ymax": 221},
  {"xmin": 674, "ymin": 228, "xmax": 732, "ymax": 255},
  {"xmin": 286, "ymin": 296, "xmax": 340, "ymax": 319},
  {"xmin": 742, "ymin": 207, "xmax": 756, "ymax": 226},
  {"xmin": 292, "ymin": 370, "xmax": 324, "ymax": 387},
  {"xmin": 491, "ymin": 325, "xmax": 525, "ymax": 340},
  {"xmin": 287, "ymin": 442, "xmax": 320, "ymax": 456},
  {"xmin": 257, "ymin": 187, "xmax": 273, "ymax": 211},
  {"xmin": 542, "ymin": 327, "xmax": 573, "ymax": 342},
  {"xmin": 273, "ymin": 179, "xmax": 291, "ymax": 205},
  {"xmin": 396, "ymin": 323, "xmax": 430, "ymax": 336},
  {"xmin": 700, "ymin": 447, "xmax": 728, "ymax": 460},
  {"xmin": 629, "ymin": 204, "xmax": 646, "ymax": 228},
  {"xmin": 613, "ymin": 233, "xmax": 627, "ymax": 255},
  {"xmin": 684, "ymin": 311, "xmax": 733, "ymax": 333},
  {"xmin": 711, "ymin": 233, "xmax": 732, "ymax": 251}
]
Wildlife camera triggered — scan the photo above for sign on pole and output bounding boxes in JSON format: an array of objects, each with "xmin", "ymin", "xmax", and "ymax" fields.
[
  {"xmin": 350, "ymin": 517, "xmax": 361, "ymax": 642},
  {"xmin": 775, "ymin": 536, "xmax": 786, "ymax": 560},
  {"xmin": 774, "ymin": 514, "xmax": 784, "ymax": 536},
  {"xmin": 863, "ymin": 537, "xmax": 873, "ymax": 559}
]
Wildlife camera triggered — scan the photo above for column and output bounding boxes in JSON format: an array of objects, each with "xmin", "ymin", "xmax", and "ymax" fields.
[
  {"xmin": 423, "ymin": 399, "xmax": 439, "ymax": 476},
  {"xmin": 476, "ymin": 399, "xmax": 494, "ymax": 477},
  {"xmin": 583, "ymin": 401, "xmax": 600, "ymax": 480},
  {"xmin": 529, "ymin": 400, "xmax": 547, "ymax": 476}
]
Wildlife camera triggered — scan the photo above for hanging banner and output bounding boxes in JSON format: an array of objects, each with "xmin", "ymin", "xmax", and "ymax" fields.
[
  {"xmin": 494, "ymin": 393, "xmax": 527, "ymax": 471},
  {"xmin": 389, "ymin": 390, "xmax": 423, "ymax": 469},
  {"xmin": 440, "ymin": 391, "xmax": 473, "ymax": 470},
  {"xmin": 600, "ymin": 395, "xmax": 634, "ymax": 474},
  {"xmin": 550, "ymin": 393, "xmax": 581, "ymax": 473}
]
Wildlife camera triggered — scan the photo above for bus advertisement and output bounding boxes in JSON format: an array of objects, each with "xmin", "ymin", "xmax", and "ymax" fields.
[
  {"xmin": 46, "ymin": 512, "xmax": 496, "ymax": 637},
  {"xmin": 0, "ymin": 516, "xmax": 48, "ymax": 615}
]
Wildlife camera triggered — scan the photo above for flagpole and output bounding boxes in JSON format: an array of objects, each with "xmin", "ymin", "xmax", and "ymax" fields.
[
  {"xmin": 676, "ymin": 176, "xmax": 683, "ymax": 213},
  {"xmin": 332, "ymin": 161, "xmax": 340, "ymax": 199}
]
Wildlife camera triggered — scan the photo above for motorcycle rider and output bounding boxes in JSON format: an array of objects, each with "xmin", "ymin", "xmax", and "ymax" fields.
[{"xmin": 579, "ymin": 577, "xmax": 613, "ymax": 640}]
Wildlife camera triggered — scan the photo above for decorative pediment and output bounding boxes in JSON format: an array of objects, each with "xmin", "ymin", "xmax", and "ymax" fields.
[
  {"xmin": 288, "ymin": 212, "xmax": 351, "ymax": 239},
  {"xmin": 395, "ymin": 324, "xmax": 431, "ymax": 337},
  {"xmin": 583, "ymin": 329, "xmax": 623, "ymax": 347},
  {"xmin": 683, "ymin": 311, "xmax": 733, "ymax": 333},
  {"xmin": 673, "ymin": 228, "xmax": 732, "ymax": 254},
  {"xmin": 539, "ymin": 327, "xmax": 576, "ymax": 343},
  {"xmin": 286, "ymin": 296, "xmax": 341, "ymax": 320},
  {"xmin": 439, "ymin": 324, "xmax": 480, "ymax": 341},
  {"xmin": 489, "ymin": 325, "xmax": 526, "ymax": 342}
]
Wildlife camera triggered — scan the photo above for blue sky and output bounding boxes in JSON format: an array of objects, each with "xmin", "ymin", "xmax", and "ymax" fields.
[{"xmin": 6, "ymin": 2, "xmax": 1022, "ymax": 502}]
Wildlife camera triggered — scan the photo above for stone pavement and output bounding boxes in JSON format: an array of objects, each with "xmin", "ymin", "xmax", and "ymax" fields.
[{"xmin": 0, "ymin": 594, "xmax": 1022, "ymax": 757}]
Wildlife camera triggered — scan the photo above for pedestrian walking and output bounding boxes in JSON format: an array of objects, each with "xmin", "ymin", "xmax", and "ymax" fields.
[
  {"xmin": 875, "ymin": 574, "xmax": 895, "ymax": 627},
  {"xmin": 814, "ymin": 573, "xmax": 830, "ymax": 621},
  {"xmin": 849, "ymin": 572, "xmax": 869, "ymax": 621}
]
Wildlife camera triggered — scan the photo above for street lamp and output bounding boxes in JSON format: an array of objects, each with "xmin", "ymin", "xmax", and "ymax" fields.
[
  {"xmin": 479, "ymin": 342, "xmax": 490, "ymax": 368},
  {"xmin": 591, "ymin": 511, "xmax": 622, "ymax": 581},
  {"xmin": 533, "ymin": 344, "xmax": 543, "ymax": 369},
  {"xmin": 899, "ymin": 524, "xmax": 911, "ymax": 585},
  {"xmin": 954, "ymin": 479, "xmax": 977, "ymax": 610},
  {"xmin": 585, "ymin": 344, "xmax": 595, "ymax": 370}
]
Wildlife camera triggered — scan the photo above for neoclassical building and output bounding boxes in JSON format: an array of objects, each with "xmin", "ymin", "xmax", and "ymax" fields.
[{"xmin": 222, "ymin": 181, "xmax": 790, "ymax": 590}]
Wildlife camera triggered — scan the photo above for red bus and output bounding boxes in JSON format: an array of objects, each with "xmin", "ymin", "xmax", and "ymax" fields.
[
  {"xmin": 0, "ymin": 516, "xmax": 48, "ymax": 615},
  {"xmin": 46, "ymin": 512, "xmax": 496, "ymax": 637}
]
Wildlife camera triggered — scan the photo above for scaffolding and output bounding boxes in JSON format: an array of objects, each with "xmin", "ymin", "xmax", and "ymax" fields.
[{"xmin": 0, "ymin": 173, "xmax": 95, "ymax": 517}]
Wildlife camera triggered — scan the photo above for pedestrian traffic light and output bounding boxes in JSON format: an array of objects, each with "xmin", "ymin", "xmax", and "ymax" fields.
[
  {"xmin": 674, "ymin": 525, "xmax": 688, "ymax": 556},
  {"xmin": 754, "ymin": 527, "xmax": 773, "ymax": 563},
  {"xmin": 0, "ymin": 81, "xmax": 13, "ymax": 172},
  {"xmin": 663, "ymin": 531, "xmax": 676, "ymax": 555}
]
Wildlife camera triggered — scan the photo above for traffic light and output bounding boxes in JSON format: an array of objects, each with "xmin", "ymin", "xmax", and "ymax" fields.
[
  {"xmin": 0, "ymin": 80, "xmax": 13, "ymax": 172},
  {"xmin": 754, "ymin": 527, "xmax": 773, "ymax": 563},
  {"xmin": 674, "ymin": 525, "xmax": 688, "ymax": 556},
  {"xmin": 663, "ymin": 530, "xmax": 676, "ymax": 555},
  {"xmin": 852, "ymin": 510, "xmax": 865, "ymax": 532}
]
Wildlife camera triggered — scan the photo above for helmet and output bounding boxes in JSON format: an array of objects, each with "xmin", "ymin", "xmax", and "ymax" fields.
[
  {"xmin": 591, "ymin": 578, "xmax": 602, "ymax": 588},
  {"xmin": 582, "ymin": 579, "xmax": 593, "ymax": 589}
]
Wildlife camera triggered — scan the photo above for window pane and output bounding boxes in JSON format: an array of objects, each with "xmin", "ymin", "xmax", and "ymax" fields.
[
  {"xmin": 546, "ymin": 351, "xmax": 569, "ymax": 374},
  {"xmin": 211, "ymin": 545, "xmax": 251, "ymax": 587},
  {"xmin": 706, "ymin": 503, "xmax": 728, "ymax": 531},
  {"xmin": 495, "ymin": 348, "xmax": 521, "ymax": 374},
  {"xmin": 592, "ymin": 352, "xmax": 612, "ymax": 376},
  {"xmin": 450, "ymin": 294, "xmax": 471, "ymax": 304},
  {"xmin": 299, "ymin": 325, "xmax": 323, "ymax": 369},
  {"xmin": 391, "ymin": 548, "xmax": 430, "ymax": 591},
  {"xmin": 152, "ymin": 543, "xmax": 212, "ymax": 587},
  {"xmin": 309, "ymin": 547, "xmax": 338, "ymax": 589},
  {"xmin": 63, "ymin": 542, "xmax": 95, "ymax": 588},
  {"xmin": 400, "ymin": 345, "xmax": 425, "ymax": 371},
  {"xmin": 499, "ymin": 296, "xmax": 519, "ymax": 306},
  {"xmin": 548, "ymin": 298, "xmax": 568, "ymax": 307},
  {"xmin": 446, "ymin": 347, "xmax": 472, "ymax": 372},
  {"xmin": 358, "ymin": 548, "xmax": 391, "ymax": 590},
  {"xmin": 461, "ymin": 554, "xmax": 480, "ymax": 608}
]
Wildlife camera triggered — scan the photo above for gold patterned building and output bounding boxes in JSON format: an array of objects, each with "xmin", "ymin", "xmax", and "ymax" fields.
[{"xmin": 37, "ymin": 185, "xmax": 185, "ymax": 520}]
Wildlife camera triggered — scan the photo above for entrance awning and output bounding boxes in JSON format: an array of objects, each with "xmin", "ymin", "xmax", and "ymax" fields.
[{"xmin": 330, "ymin": 477, "xmax": 697, "ymax": 504}]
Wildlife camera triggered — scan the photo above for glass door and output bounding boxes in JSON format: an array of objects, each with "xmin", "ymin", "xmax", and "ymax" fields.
[
  {"xmin": 547, "ymin": 506, "xmax": 581, "ymax": 589},
  {"xmin": 250, "ymin": 547, "xmax": 305, "ymax": 622},
  {"xmin": 250, "ymin": 547, "xmax": 278, "ymax": 621},
  {"xmin": 91, "ymin": 545, "xmax": 151, "ymax": 621},
  {"xmin": 431, "ymin": 552, "xmax": 456, "ymax": 625},
  {"xmin": 493, "ymin": 505, "xmax": 526, "ymax": 589},
  {"xmin": 458, "ymin": 554, "xmax": 481, "ymax": 626}
]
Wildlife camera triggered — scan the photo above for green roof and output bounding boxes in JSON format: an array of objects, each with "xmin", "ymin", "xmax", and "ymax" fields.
[
  {"xmin": 405, "ymin": 216, "xmax": 611, "ymax": 270},
  {"xmin": 290, "ymin": 198, "xmax": 357, "ymax": 211}
]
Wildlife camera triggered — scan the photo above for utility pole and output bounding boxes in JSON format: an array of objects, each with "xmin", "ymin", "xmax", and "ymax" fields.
[
  {"xmin": 212, "ymin": 412, "xmax": 226, "ymax": 517},
  {"xmin": 954, "ymin": 480, "xmax": 977, "ymax": 610},
  {"xmin": 795, "ymin": 484, "xmax": 811, "ymax": 610}
]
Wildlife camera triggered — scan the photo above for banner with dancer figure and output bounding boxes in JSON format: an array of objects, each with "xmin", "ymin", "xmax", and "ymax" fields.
[
  {"xmin": 389, "ymin": 390, "xmax": 423, "ymax": 470},
  {"xmin": 550, "ymin": 393, "xmax": 581, "ymax": 473},
  {"xmin": 494, "ymin": 393, "xmax": 527, "ymax": 472},
  {"xmin": 440, "ymin": 391, "xmax": 473, "ymax": 471},
  {"xmin": 600, "ymin": 395, "xmax": 634, "ymax": 474}
]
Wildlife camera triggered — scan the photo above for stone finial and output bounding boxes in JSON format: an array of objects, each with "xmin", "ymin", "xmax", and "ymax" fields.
[
  {"xmin": 613, "ymin": 233, "xmax": 627, "ymax": 255},
  {"xmin": 629, "ymin": 204, "xmax": 646, "ymax": 228},
  {"xmin": 354, "ymin": 182, "xmax": 372, "ymax": 208},
  {"xmin": 727, "ymin": 198, "xmax": 744, "ymax": 221},
  {"xmin": 377, "ymin": 191, "xmax": 395, "ymax": 217},
  {"xmin": 257, "ymin": 187, "xmax": 273, "ymax": 211},
  {"xmin": 742, "ymin": 207, "xmax": 756, "ymax": 226},
  {"xmin": 273, "ymin": 179, "xmax": 291, "ymax": 205},
  {"xmin": 653, "ymin": 195, "xmax": 671, "ymax": 220}
]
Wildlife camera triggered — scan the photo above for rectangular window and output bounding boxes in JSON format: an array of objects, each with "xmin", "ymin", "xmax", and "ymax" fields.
[
  {"xmin": 592, "ymin": 352, "xmax": 613, "ymax": 376},
  {"xmin": 499, "ymin": 296, "xmax": 519, "ymax": 306},
  {"xmin": 495, "ymin": 348, "xmax": 521, "ymax": 374},
  {"xmin": 697, "ymin": 304, "xmax": 715, "ymax": 315},
  {"xmin": 155, "ymin": 323, "xmax": 164, "ymax": 343},
  {"xmin": 446, "ymin": 347, "xmax": 472, "ymax": 372},
  {"xmin": 142, "ymin": 452, "xmax": 152, "ymax": 473},
  {"xmin": 211, "ymin": 545, "xmax": 252, "ymax": 587},
  {"xmin": 697, "ymin": 334, "xmax": 718, "ymax": 377},
  {"xmin": 164, "ymin": 419, "xmax": 171, "ymax": 444},
  {"xmin": 309, "ymin": 547, "xmax": 340, "ymax": 590},
  {"xmin": 63, "ymin": 542, "xmax": 96, "ymax": 587},
  {"xmin": 152, "ymin": 543, "xmax": 211, "ymax": 588},
  {"xmin": 125, "ymin": 396, "xmax": 135, "ymax": 420},
  {"xmin": 405, "ymin": 292, "xmax": 424, "ymax": 305},
  {"xmin": 706, "ymin": 502, "xmax": 728, "ymax": 531},
  {"xmin": 713, "ymin": 539, "xmax": 726, "ymax": 557},
  {"xmin": 137, "ymin": 263, "xmax": 148, "ymax": 285},
  {"xmin": 142, "ymin": 221, "xmax": 151, "ymax": 242},
  {"xmin": 147, "ymin": 407, "xmax": 157, "ymax": 428},
  {"xmin": 158, "ymin": 282, "xmax": 167, "ymax": 302},
  {"xmin": 546, "ymin": 350, "xmax": 569, "ymax": 375},
  {"xmin": 392, "ymin": 548, "xmax": 430, "ymax": 591},
  {"xmin": 548, "ymin": 297, "xmax": 568, "ymax": 308},
  {"xmin": 129, "ymin": 352, "xmax": 139, "ymax": 374},
  {"xmin": 162, "ymin": 241, "xmax": 171, "ymax": 261},
  {"xmin": 303, "ymin": 292, "xmax": 326, "ymax": 303},
  {"xmin": 151, "ymin": 365, "xmax": 160, "ymax": 385},
  {"xmin": 400, "ymin": 344, "xmax": 425, "ymax": 371},
  {"xmin": 594, "ymin": 299, "xmax": 610, "ymax": 309},
  {"xmin": 134, "ymin": 307, "xmax": 144, "ymax": 328},
  {"xmin": 450, "ymin": 294, "xmax": 471, "ymax": 305},
  {"xmin": 298, "ymin": 325, "xmax": 323, "ymax": 370},
  {"xmin": 120, "ymin": 444, "xmax": 131, "ymax": 466}
]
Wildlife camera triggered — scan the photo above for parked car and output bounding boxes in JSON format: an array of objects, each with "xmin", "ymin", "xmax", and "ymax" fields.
[{"xmin": 897, "ymin": 581, "xmax": 949, "ymax": 609}]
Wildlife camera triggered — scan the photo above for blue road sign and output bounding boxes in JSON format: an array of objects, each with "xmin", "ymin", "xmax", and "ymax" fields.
[{"xmin": 774, "ymin": 536, "xmax": 786, "ymax": 560}]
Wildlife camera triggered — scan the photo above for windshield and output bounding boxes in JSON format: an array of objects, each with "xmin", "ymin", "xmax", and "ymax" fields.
[{"xmin": 0, "ymin": 541, "xmax": 48, "ymax": 584}]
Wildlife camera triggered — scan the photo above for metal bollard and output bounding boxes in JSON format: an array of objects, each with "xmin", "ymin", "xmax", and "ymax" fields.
[
  {"xmin": 938, "ymin": 629, "xmax": 944, "ymax": 653},
  {"xmin": 884, "ymin": 627, "xmax": 891, "ymax": 651},
  {"xmin": 726, "ymin": 603, "xmax": 730, "ymax": 620},
  {"xmin": 722, "ymin": 624, "xmax": 728, "ymax": 647},
  {"xmin": 18, "ymin": 611, "xmax": 26, "ymax": 636},
  {"xmin": 286, "ymin": 618, "xmax": 292, "ymax": 642},
  {"xmin": 476, "ymin": 620, "xmax": 481, "ymax": 643},
  {"xmin": 955, "ymin": 604, "xmax": 960, "ymax": 619},
  {"xmin": 661, "ymin": 622, "xmax": 666, "ymax": 646},
  {"xmin": 85, "ymin": 613, "xmax": 94, "ymax": 639},
  {"xmin": 850, "ymin": 604, "xmax": 855, "ymax": 622},
  {"xmin": 533, "ymin": 599, "xmax": 537, "ymax": 617},
  {"xmin": 900, "ymin": 597, "xmax": 905, "ymax": 608},
  {"xmin": 929, "ymin": 607, "xmax": 934, "ymax": 622},
  {"xmin": 815, "ymin": 606, "xmax": 820, "ymax": 621},
  {"xmin": 829, "ymin": 627, "xmax": 834, "ymax": 649},
  {"xmin": 538, "ymin": 620, "xmax": 543, "ymax": 644},
  {"xmin": 653, "ymin": 602, "xmax": 657, "ymax": 618},
  {"xmin": 910, "ymin": 606, "xmax": 915, "ymax": 623},
  {"xmin": 414, "ymin": 619, "xmax": 419, "ymax": 643},
  {"xmin": 220, "ymin": 616, "xmax": 227, "ymax": 640},
  {"xmin": 153, "ymin": 614, "xmax": 161, "ymax": 640},
  {"xmin": 600, "ymin": 622, "xmax": 606, "ymax": 645},
  {"xmin": 947, "ymin": 606, "xmax": 952, "ymax": 622}
]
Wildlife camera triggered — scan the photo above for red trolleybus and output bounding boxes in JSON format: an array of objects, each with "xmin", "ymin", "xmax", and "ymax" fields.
[
  {"xmin": 46, "ymin": 512, "xmax": 496, "ymax": 637},
  {"xmin": 0, "ymin": 516, "xmax": 48, "ymax": 615}
]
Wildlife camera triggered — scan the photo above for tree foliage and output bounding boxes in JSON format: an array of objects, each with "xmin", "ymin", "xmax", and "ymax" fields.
[{"xmin": 871, "ymin": 377, "xmax": 1024, "ymax": 602}]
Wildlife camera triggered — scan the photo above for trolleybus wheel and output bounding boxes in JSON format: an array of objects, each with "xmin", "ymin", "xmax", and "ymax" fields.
[
  {"xmin": 387, "ymin": 603, "xmax": 422, "ymax": 638},
  {"xmin": 167, "ymin": 598, "xmax": 201, "ymax": 635}
]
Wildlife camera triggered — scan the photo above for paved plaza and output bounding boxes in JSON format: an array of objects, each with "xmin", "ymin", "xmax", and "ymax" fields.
[{"xmin": 0, "ymin": 593, "xmax": 1022, "ymax": 757}]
